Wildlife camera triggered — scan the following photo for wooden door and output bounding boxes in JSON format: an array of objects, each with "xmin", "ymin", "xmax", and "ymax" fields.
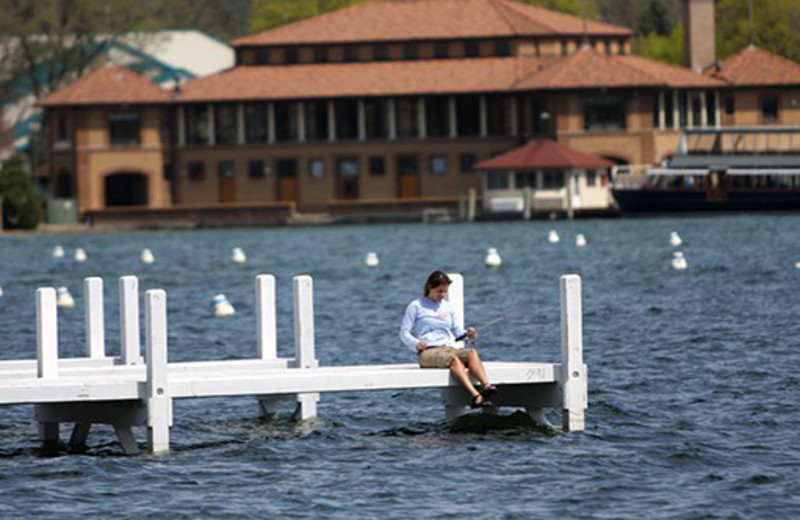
[
  {"xmin": 398, "ymin": 173, "xmax": 420, "ymax": 198},
  {"xmin": 279, "ymin": 177, "xmax": 296, "ymax": 202},
  {"xmin": 219, "ymin": 178, "xmax": 235, "ymax": 203}
]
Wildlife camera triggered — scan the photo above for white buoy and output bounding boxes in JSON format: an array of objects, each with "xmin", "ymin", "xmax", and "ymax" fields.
[
  {"xmin": 74, "ymin": 248, "xmax": 87, "ymax": 262},
  {"xmin": 548, "ymin": 230, "xmax": 560, "ymax": 244},
  {"xmin": 212, "ymin": 293, "xmax": 236, "ymax": 317},
  {"xmin": 795, "ymin": 261, "xmax": 800, "ymax": 269},
  {"xmin": 364, "ymin": 252, "xmax": 380, "ymax": 267},
  {"xmin": 141, "ymin": 248, "xmax": 155, "ymax": 264},
  {"xmin": 670, "ymin": 231, "xmax": 682, "ymax": 247},
  {"xmin": 575, "ymin": 234, "xmax": 587, "ymax": 247},
  {"xmin": 56, "ymin": 286, "xmax": 75, "ymax": 309},
  {"xmin": 231, "ymin": 247, "xmax": 247, "ymax": 264},
  {"xmin": 52, "ymin": 245, "xmax": 65, "ymax": 258},
  {"xmin": 670, "ymin": 251, "xmax": 688, "ymax": 270},
  {"xmin": 484, "ymin": 247, "xmax": 502, "ymax": 268}
]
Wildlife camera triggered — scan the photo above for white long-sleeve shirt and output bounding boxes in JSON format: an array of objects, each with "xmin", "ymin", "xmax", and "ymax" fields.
[{"xmin": 399, "ymin": 297, "xmax": 466, "ymax": 354}]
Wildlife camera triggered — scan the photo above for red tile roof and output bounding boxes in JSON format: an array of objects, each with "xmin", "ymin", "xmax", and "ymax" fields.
[
  {"xmin": 707, "ymin": 45, "xmax": 800, "ymax": 86},
  {"xmin": 515, "ymin": 47, "xmax": 723, "ymax": 89},
  {"xmin": 37, "ymin": 64, "xmax": 172, "ymax": 106},
  {"xmin": 233, "ymin": 0, "xmax": 631, "ymax": 47},
  {"xmin": 475, "ymin": 139, "xmax": 615, "ymax": 170}
]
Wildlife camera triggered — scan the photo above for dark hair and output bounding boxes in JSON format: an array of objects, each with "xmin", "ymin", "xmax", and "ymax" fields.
[{"xmin": 423, "ymin": 270, "xmax": 451, "ymax": 296}]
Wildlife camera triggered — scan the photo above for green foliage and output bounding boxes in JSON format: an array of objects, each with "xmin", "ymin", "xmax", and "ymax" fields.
[
  {"xmin": 716, "ymin": 0, "xmax": 800, "ymax": 62},
  {"xmin": 517, "ymin": 0, "xmax": 597, "ymax": 19},
  {"xmin": 637, "ymin": 0, "xmax": 672, "ymax": 36},
  {"xmin": 0, "ymin": 155, "xmax": 42, "ymax": 230},
  {"xmin": 633, "ymin": 22, "xmax": 683, "ymax": 65},
  {"xmin": 250, "ymin": 0, "xmax": 368, "ymax": 33}
]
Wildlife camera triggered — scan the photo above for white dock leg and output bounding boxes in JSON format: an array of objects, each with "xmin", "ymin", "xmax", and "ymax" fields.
[
  {"xmin": 560, "ymin": 274, "xmax": 587, "ymax": 431},
  {"xmin": 120, "ymin": 276, "xmax": 141, "ymax": 365},
  {"xmin": 258, "ymin": 396, "xmax": 283, "ymax": 420},
  {"xmin": 69, "ymin": 423, "xmax": 91, "ymax": 452},
  {"xmin": 256, "ymin": 274, "xmax": 277, "ymax": 360},
  {"xmin": 114, "ymin": 425, "xmax": 141, "ymax": 455},
  {"xmin": 36, "ymin": 288, "xmax": 60, "ymax": 447},
  {"xmin": 525, "ymin": 407, "xmax": 554, "ymax": 428},
  {"xmin": 293, "ymin": 276, "xmax": 319, "ymax": 421},
  {"xmin": 146, "ymin": 289, "xmax": 172, "ymax": 454},
  {"xmin": 441, "ymin": 388, "xmax": 468, "ymax": 421},
  {"xmin": 84, "ymin": 277, "xmax": 105, "ymax": 359}
]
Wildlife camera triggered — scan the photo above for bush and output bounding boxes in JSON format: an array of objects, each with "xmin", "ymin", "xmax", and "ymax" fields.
[{"xmin": 0, "ymin": 154, "xmax": 42, "ymax": 230}]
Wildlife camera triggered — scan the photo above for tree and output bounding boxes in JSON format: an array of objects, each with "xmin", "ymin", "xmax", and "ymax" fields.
[
  {"xmin": 638, "ymin": 0, "xmax": 673, "ymax": 36},
  {"xmin": 0, "ymin": 154, "xmax": 42, "ymax": 229},
  {"xmin": 250, "ymin": 0, "xmax": 368, "ymax": 33},
  {"xmin": 634, "ymin": 22, "xmax": 684, "ymax": 65},
  {"xmin": 518, "ymin": 0, "xmax": 597, "ymax": 19},
  {"xmin": 716, "ymin": 0, "xmax": 800, "ymax": 62}
]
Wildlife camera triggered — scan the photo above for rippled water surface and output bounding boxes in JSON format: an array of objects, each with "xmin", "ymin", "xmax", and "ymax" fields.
[{"xmin": 1, "ymin": 215, "xmax": 799, "ymax": 518}]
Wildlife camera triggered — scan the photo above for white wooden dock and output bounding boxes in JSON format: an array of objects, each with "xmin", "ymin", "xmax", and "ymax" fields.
[{"xmin": 0, "ymin": 273, "xmax": 587, "ymax": 455}]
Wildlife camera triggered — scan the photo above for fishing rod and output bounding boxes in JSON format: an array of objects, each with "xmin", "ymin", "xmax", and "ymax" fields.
[{"xmin": 457, "ymin": 312, "xmax": 523, "ymax": 342}]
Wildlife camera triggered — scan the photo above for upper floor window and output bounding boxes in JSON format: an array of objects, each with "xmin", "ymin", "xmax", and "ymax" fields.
[
  {"xmin": 494, "ymin": 40, "xmax": 511, "ymax": 57},
  {"xmin": 561, "ymin": 40, "xmax": 569, "ymax": 55},
  {"xmin": 314, "ymin": 47, "xmax": 329, "ymax": 63},
  {"xmin": 185, "ymin": 104, "xmax": 209, "ymax": 144},
  {"xmin": 215, "ymin": 104, "xmax": 237, "ymax": 145},
  {"xmin": 285, "ymin": 48, "xmax": 299, "ymax": 64},
  {"xmin": 375, "ymin": 45, "xmax": 389, "ymax": 61},
  {"xmin": 57, "ymin": 114, "xmax": 68, "ymax": 140},
  {"xmin": 108, "ymin": 112, "xmax": 140, "ymax": 146},
  {"xmin": 404, "ymin": 44, "xmax": 418, "ymax": 60},
  {"xmin": 435, "ymin": 42, "xmax": 449, "ymax": 59},
  {"xmin": 762, "ymin": 94, "xmax": 779, "ymax": 122},
  {"xmin": 617, "ymin": 39, "xmax": 626, "ymax": 55},
  {"xmin": 465, "ymin": 41, "xmax": 480, "ymax": 57},
  {"xmin": 255, "ymin": 49, "xmax": 269, "ymax": 65},
  {"xmin": 344, "ymin": 46, "xmax": 359, "ymax": 62},
  {"xmin": 583, "ymin": 97, "xmax": 626, "ymax": 131},
  {"xmin": 244, "ymin": 103, "xmax": 269, "ymax": 143}
]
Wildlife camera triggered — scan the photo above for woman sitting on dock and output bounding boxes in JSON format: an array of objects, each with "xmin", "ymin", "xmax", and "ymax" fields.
[{"xmin": 399, "ymin": 271, "xmax": 497, "ymax": 408}]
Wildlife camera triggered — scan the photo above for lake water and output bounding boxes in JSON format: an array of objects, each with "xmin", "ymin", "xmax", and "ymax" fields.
[{"xmin": 0, "ymin": 215, "xmax": 799, "ymax": 518}]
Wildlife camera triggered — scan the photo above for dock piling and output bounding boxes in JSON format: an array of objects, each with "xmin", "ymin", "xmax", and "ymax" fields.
[
  {"xmin": 84, "ymin": 277, "xmax": 105, "ymax": 359},
  {"xmin": 559, "ymin": 274, "xmax": 586, "ymax": 431},
  {"xmin": 145, "ymin": 289, "xmax": 171, "ymax": 454},
  {"xmin": 256, "ymin": 274, "xmax": 277, "ymax": 360},
  {"xmin": 292, "ymin": 275, "xmax": 319, "ymax": 420},
  {"xmin": 119, "ymin": 276, "xmax": 141, "ymax": 365}
]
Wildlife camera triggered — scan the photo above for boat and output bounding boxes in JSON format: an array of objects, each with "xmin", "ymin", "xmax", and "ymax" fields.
[{"xmin": 612, "ymin": 128, "xmax": 800, "ymax": 213}]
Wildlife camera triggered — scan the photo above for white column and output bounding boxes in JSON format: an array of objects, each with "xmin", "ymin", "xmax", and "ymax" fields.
[
  {"xmin": 700, "ymin": 91, "xmax": 708, "ymax": 128},
  {"xmin": 357, "ymin": 99, "xmax": 366, "ymax": 141},
  {"xmin": 177, "ymin": 106, "xmax": 185, "ymax": 145},
  {"xmin": 84, "ymin": 277, "xmax": 105, "ymax": 359},
  {"xmin": 256, "ymin": 274, "xmax": 277, "ymax": 360},
  {"xmin": 715, "ymin": 90, "xmax": 721, "ymax": 128},
  {"xmin": 145, "ymin": 289, "xmax": 172, "ymax": 454},
  {"xmin": 388, "ymin": 98, "xmax": 397, "ymax": 140},
  {"xmin": 293, "ymin": 275, "xmax": 319, "ymax": 421},
  {"xmin": 449, "ymin": 96, "xmax": 458, "ymax": 138},
  {"xmin": 327, "ymin": 100, "xmax": 336, "ymax": 142},
  {"xmin": 510, "ymin": 96, "xmax": 518, "ymax": 135},
  {"xmin": 237, "ymin": 103, "xmax": 245, "ymax": 144},
  {"xmin": 36, "ymin": 288, "xmax": 58, "ymax": 379},
  {"xmin": 119, "ymin": 276, "xmax": 141, "ymax": 365},
  {"xmin": 658, "ymin": 91, "xmax": 666, "ymax": 130},
  {"xmin": 417, "ymin": 97, "xmax": 427, "ymax": 139},
  {"xmin": 208, "ymin": 104, "xmax": 215, "ymax": 145},
  {"xmin": 267, "ymin": 103, "xmax": 276, "ymax": 143},
  {"xmin": 560, "ymin": 274, "xmax": 586, "ymax": 431},
  {"xmin": 297, "ymin": 101, "xmax": 306, "ymax": 142},
  {"xmin": 673, "ymin": 90, "xmax": 680, "ymax": 130},
  {"xmin": 479, "ymin": 95, "xmax": 488, "ymax": 137}
]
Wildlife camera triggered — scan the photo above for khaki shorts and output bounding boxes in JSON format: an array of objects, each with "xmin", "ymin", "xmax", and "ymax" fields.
[{"xmin": 418, "ymin": 347, "xmax": 475, "ymax": 368}]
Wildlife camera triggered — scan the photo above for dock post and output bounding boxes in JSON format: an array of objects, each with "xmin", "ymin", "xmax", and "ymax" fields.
[
  {"xmin": 441, "ymin": 273, "xmax": 469, "ymax": 418},
  {"xmin": 145, "ymin": 289, "xmax": 172, "ymax": 454},
  {"xmin": 293, "ymin": 275, "xmax": 319, "ymax": 421},
  {"xmin": 119, "ymin": 276, "xmax": 141, "ymax": 365},
  {"xmin": 84, "ymin": 277, "xmax": 105, "ymax": 359},
  {"xmin": 36, "ymin": 287, "xmax": 60, "ymax": 448},
  {"xmin": 467, "ymin": 188, "xmax": 476, "ymax": 222},
  {"xmin": 256, "ymin": 274, "xmax": 277, "ymax": 360},
  {"xmin": 559, "ymin": 274, "xmax": 586, "ymax": 431}
]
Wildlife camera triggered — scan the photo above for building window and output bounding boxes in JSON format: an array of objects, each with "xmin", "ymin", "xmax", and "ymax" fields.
[
  {"xmin": 335, "ymin": 99, "xmax": 359, "ymax": 140},
  {"xmin": 305, "ymin": 101, "xmax": 329, "ymax": 141},
  {"xmin": 705, "ymin": 91, "xmax": 717, "ymax": 127},
  {"xmin": 396, "ymin": 155, "xmax": 419, "ymax": 175},
  {"xmin": 309, "ymin": 158, "xmax": 326, "ymax": 179},
  {"xmin": 429, "ymin": 154, "xmax": 448, "ymax": 175},
  {"xmin": 617, "ymin": 39, "xmax": 626, "ymax": 55},
  {"xmin": 108, "ymin": 112, "xmax": 140, "ymax": 146},
  {"xmin": 249, "ymin": 160, "xmax": 265, "ymax": 179},
  {"xmin": 188, "ymin": 161, "xmax": 205, "ymax": 181},
  {"xmin": 285, "ymin": 48, "xmax": 299, "ymax": 64},
  {"xmin": 404, "ymin": 44, "xmax": 418, "ymax": 60},
  {"xmin": 664, "ymin": 92, "xmax": 674, "ymax": 128},
  {"xmin": 364, "ymin": 99, "xmax": 390, "ymax": 139},
  {"xmin": 514, "ymin": 171, "xmax": 536, "ymax": 188},
  {"xmin": 434, "ymin": 42, "xmax": 449, "ymax": 59},
  {"xmin": 425, "ymin": 96, "xmax": 450, "ymax": 137},
  {"xmin": 465, "ymin": 41, "xmax": 480, "ymax": 57},
  {"xmin": 244, "ymin": 103, "xmax": 269, "ymax": 143},
  {"xmin": 494, "ymin": 40, "xmax": 511, "ymax": 57},
  {"xmin": 460, "ymin": 153, "xmax": 477, "ymax": 173},
  {"xmin": 276, "ymin": 159, "xmax": 297, "ymax": 178},
  {"xmin": 486, "ymin": 171, "xmax": 508, "ymax": 189},
  {"xmin": 456, "ymin": 95, "xmax": 480, "ymax": 136},
  {"xmin": 337, "ymin": 157, "xmax": 360, "ymax": 200},
  {"xmin": 586, "ymin": 169, "xmax": 597, "ymax": 187},
  {"xmin": 395, "ymin": 98, "xmax": 419, "ymax": 138},
  {"xmin": 487, "ymin": 95, "xmax": 510, "ymax": 135},
  {"xmin": 314, "ymin": 47, "xmax": 329, "ymax": 63},
  {"xmin": 218, "ymin": 160, "xmax": 235, "ymax": 180},
  {"xmin": 583, "ymin": 97, "xmax": 626, "ymax": 131},
  {"xmin": 274, "ymin": 101, "xmax": 298, "ymax": 141},
  {"xmin": 762, "ymin": 94, "xmax": 779, "ymax": 122},
  {"xmin": 374, "ymin": 45, "xmax": 389, "ymax": 61},
  {"xmin": 369, "ymin": 156, "xmax": 386, "ymax": 175},
  {"xmin": 543, "ymin": 171, "xmax": 564, "ymax": 189},
  {"xmin": 344, "ymin": 46, "xmax": 359, "ymax": 62},
  {"xmin": 215, "ymin": 104, "xmax": 237, "ymax": 144},
  {"xmin": 255, "ymin": 49, "xmax": 269, "ymax": 64},
  {"xmin": 337, "ymin": 157, "xmax": 359, "ymax": 176},
  {"xmin": 185, "ymin": 105, "xmax": 210, "ymax": 144},
  {"xmin": 725, "ymin": 96, "xmax": 735, "ymax": 115},
  {"xmin": 163, "ymin": 164, "xmax": 173, "ymax": 180},
  {"xmin": 678, "ymin": 91, "xmax": 688, "ymax": 128},
  {"xmin": 58, "ymin": 114, "xmax": 68, "ymax": 140},
  {"xmin": 561, "ymin": 40, "xmax": 569, "ymax": 55}
]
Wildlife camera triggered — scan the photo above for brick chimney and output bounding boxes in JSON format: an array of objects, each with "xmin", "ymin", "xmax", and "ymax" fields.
[{"xmin": 683, "ymin": 0, "xmax": 715, "ymax": 72}]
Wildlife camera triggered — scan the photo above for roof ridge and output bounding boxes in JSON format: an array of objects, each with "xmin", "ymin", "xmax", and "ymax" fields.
[{"xmin": 498, "ymin": 0, "xmax": 560, "ymax": 33}]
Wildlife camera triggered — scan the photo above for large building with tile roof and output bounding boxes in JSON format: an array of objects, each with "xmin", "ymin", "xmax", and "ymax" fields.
[{"xmin": 37, "ymin": 0, "xmax": 800, "ymax": 222}]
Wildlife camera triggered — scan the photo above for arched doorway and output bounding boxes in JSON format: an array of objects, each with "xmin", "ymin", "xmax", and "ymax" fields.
[{"xmin": 104, "ymin": 172, "xmax": 148, "ymax": 207}]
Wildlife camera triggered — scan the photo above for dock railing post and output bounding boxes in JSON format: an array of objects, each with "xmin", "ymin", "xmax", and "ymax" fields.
[
  {"xmin": 442, "ymin": 273, "xmax": 469, "ymax": 419},
  {"xmin": 293, "ymin": 275, "xmax": 319, "ymax": 420},
  {"xmin": 84, "ymin": 277, "xmax": 105, "ymax": 359},
  {"xmin": 145, "ymin": 289, "xmax": 171, "ymax": 454},
  {"xmin": 256, "ymin": 274, "xmax": 277, "ymax": 360},
  {"xmin": 119, "ymin": 276, "xmax": 141, "ymax": 365},
  {"xmin": 36, "ymin": 287, "xmax": 60, "ymax": 447},
  {"xmin": 560, "ymin": 274, "xmax": 587, "ymax": 431}
]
